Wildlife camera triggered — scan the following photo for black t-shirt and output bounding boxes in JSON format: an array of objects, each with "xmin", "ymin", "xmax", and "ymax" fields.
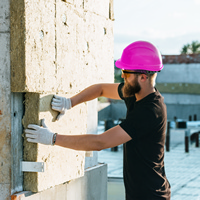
[{"xmin": 118, "ymin": 83, "xmax": 171, "ymax": 200}]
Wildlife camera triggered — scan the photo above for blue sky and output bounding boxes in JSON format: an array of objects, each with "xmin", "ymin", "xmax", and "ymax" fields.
[{"xmin": 114, "ymin": 0, "xmax": 200, "ymax": 59}]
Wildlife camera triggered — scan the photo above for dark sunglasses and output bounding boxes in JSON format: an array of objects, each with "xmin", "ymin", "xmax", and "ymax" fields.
[{"xmin": 121, "ymin": 70, "xmax": 143, "ymax": 75}]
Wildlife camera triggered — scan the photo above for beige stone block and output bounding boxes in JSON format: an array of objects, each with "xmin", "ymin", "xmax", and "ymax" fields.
[
  {"xmin": 11, "ymin": 0, "xmax": 114, "ymax": 93},
  {"xmin": 22, "ymin": 93, "xmax": 87, "ymax": 192},
  {"xmin": 56, "ymin": 3, "xmax": 114, "ymax": 91},
  {"xmin": 56, "ymin": 2, "xmax": 87, "ymax": 93},
  {"xmin": 10, "ymin": 0, "xmax": 56, "ymax": 93},
  {"xmin": 60, "ymin": 0, "xmax": 84, "ymax": 8},
  {"xmin": 84, "ymin": 0, "xmax": 110, "ymax": 19},
  {"xmin": 84, "ymin": 12, "xmax": 114, "ymax": 84}
]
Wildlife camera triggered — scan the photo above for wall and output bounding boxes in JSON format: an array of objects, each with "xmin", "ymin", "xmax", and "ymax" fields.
[
  {"xmin": 0, "ymin": 0, "xmax": 114, "ymax": 199},
  {"xmin": 100, "ymin": 63, "xmax": 200, "ymax": 122},
  {"xmin": 0, "ymin": 0, "xmax": 12, "ymax": 199},
  {"xmin": 10, "ymin": 0, "xmax": 114, "ymax": 93},
  {"xmin": 12, "ymin": 164, "xmax": 107, "ymax": 200},
  {"xmin": 22, "ymin": 93, "xmax": 87, "ymax": 192},
  {"xmin": 156, "ymin": 63, "xmax": 200, "ymax": 120}
]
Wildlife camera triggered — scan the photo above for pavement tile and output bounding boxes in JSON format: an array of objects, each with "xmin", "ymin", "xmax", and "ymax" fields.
[{"xmin": 98, "ymin": 127, "xmax": 200, "ymax": 199}]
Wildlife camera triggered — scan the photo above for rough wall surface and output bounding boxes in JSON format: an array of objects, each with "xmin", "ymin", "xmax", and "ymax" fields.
[
  {"xmin": 0, "ymin": 0, "xmax": 11, "ymax": 199},
  {"xmin": 22, "ymin": 93, "xmax": 87, "ymax": 192},
  {"xmin": 11, "ymin": 0, "xmax": 114, "ymax": 93},
  {"xmin": 0, "ymin": 34, "xmax": 11, "ymax": 200},
  {"xmin": 9, "ymin": 0, "xmax": 114, "ymax": 195}
]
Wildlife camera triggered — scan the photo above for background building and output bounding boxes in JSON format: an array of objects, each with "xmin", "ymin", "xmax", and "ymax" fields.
[
  {"xmin": 157, "ymin": 54, "xmax": 200, "ymax": 121},
  {"xmin": 99, "ymin": 54, "xmax": 200, "ymax": 122}
]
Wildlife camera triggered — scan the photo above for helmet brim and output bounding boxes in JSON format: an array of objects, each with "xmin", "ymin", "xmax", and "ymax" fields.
[{"xmin": 115, "ymin": 59, "xmax": 163, "ymax": 72}]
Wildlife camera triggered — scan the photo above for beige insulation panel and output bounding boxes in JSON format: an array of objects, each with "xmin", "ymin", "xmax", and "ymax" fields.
[
  {"xmin": 22, "ymin": 93, "xmax": 87, "ymax": 192},
  {"xmin": 10, "ymin": 0, "xmax": 56, "ymax": 93},
  {"xmin": 56, "ymin": 2, "xmax": 114, "ymax": 93},
  {"xmin": 84, "ymin": 0, "xmax": 110, "ymax": 18},
  {"xmin": 62, "ymin": 0, "xmax": 112, "ymax": 19},
  {"xmin": 11, "ymin": 0, "xmax": 114, "ymax": 93},
  {"xmin": 10, "ymin": 0, "xmax": 114, "ymax": 193}
]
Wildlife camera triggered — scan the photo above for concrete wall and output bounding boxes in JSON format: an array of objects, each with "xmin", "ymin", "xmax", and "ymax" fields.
[
  {"xmin": 12, "ymin": 164, "xmax": 107, "ymax": 200},
  {"xmin": 0, "ymin": 0, "xmax": 12, "ymax": 199},
  {"xmin": 0, "ymin": 0, "xmax": 114, "ymax": 199},
  {"xmin": 156, "ymin": 63, "xmax": 200, "ymax": 120},
  {"xmin": 99, "ymin": 63, "xmax": 200, "ymax": 122},
  {"xmin": 157, "ymin": 64, "xmax": 200, "ymax": 84}
]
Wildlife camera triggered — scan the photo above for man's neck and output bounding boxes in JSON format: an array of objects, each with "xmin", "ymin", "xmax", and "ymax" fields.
[{"xmin": 135, "ymin": 87, "xmax": 155, "ymax": 101}]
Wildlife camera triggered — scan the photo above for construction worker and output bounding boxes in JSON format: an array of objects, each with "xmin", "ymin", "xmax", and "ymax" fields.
[{"xmin": 25, "ymin": 41, "xmax": 171, "ymax": 200}]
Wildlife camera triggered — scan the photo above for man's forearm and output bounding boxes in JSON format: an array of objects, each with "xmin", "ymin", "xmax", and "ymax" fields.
[
  {"xmin": 55, "ymin": 133, "xmax": 103, "ymax": 151},
  {"xmin": 70, "ymin": 84, "xmax": 103, "ymax": 107}
]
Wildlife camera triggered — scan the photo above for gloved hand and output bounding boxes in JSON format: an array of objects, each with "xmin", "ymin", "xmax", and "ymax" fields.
[
  {"xmin": 51, "ymin": 95, "xmax": 72, "ymax": 120},
  {"xmin": 25, "ymin": 119, "xmax": 54, "ymax": 145}
]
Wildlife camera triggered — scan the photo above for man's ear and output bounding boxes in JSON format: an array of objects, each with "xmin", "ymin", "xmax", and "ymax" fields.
[{"xmin": 140, "ymin": 74, "xmax": 148, "ymax": 81}]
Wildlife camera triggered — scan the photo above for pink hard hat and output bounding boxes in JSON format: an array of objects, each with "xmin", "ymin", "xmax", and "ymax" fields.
[{"xmin": 115, "ymin": 41, "xmax": 163, "ymax": 72}]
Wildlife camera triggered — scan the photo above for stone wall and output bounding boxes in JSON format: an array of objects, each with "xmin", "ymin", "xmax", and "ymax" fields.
[{"xmin": 0, "ymin": 0, "xmax": 114, "ymax": 199}]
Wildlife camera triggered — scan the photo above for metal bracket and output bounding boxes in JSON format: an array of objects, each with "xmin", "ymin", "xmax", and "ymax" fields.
[{"xmin": 21, "ymin": 161, "xmax": 45, "ymax": 172}]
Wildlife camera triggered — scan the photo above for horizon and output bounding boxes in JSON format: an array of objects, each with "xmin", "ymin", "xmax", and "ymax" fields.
[{"xmin": 114, "ymin": 0, "xmax": 200, "ymax": 59}]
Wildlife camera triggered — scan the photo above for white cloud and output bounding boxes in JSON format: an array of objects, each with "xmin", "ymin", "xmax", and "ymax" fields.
[
  {"xmin": 169, "ymin": 12, "xmax": 184, "ymax": 19},
  {"xmin": 114, "ymin": 0, "xmax": 200, "ymax": 58}
]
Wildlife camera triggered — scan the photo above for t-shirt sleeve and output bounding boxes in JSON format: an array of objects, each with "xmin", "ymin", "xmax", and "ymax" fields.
[
  {"xmin": 118, "ymin": 82, "xmax": 125, "ymax": 100},
  {"xmin": 119, "ymin": 106, "xmax": 155, "ymax": 140}
]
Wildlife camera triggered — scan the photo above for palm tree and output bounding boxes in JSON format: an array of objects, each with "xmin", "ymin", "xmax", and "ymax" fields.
[
  {"xmin": 190, "ymin": 41, "xmax": 200, "ymax": 54},
  {"xmin": 181, "ymin": 41, "xmax": 200, "ymax": 54},
  {"xmin": 181, "ymin": 44, "xmax": 190, "ymax": 54}
]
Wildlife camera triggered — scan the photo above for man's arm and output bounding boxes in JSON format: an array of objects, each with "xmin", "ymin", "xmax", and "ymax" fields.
[
  {"xmin": 71, "ymin": 83, "xmax": 121, "ymax": 107},
  {"xmin": 25, "ymin": 122, "xmax": 131, "ymax": 150},
  {"xmin": 51, "ymin": 83, "xmax": 121, "ymax": 120},
  {"xmin": 55, "ymin": 125, "xmax": 131, "ymax": 151},
  {"xmin": 32, "ymin": 124, "xmax": 130, "ymax": 151},
  {"xmin": 26, "ymin": 104, "xmax": 131, "ymax": 149}
]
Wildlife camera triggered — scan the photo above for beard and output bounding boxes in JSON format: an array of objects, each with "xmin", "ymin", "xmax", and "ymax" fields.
[{"xmin": 122, "ymin": 77, "xmax": 141, "ymax": 98}]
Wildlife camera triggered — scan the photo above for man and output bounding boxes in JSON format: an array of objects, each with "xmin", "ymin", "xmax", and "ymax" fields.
[{"xmin": 25, "ymin": 41, "xmax": 171, "ymax": 199}]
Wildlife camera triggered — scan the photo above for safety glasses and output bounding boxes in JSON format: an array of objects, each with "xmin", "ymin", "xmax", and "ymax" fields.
[
  {"xmin": 121, "ymin": 70, "xmax": 142, "ymax": 75},
  {"xmin": 121, "ymin": 70, "xmax": 149, "ymax": 78}
]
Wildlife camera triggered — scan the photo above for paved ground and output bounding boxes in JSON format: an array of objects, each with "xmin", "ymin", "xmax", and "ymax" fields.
[{"xmin": 98, "ymin": 127, "xmax": 200, "ymax": 200}]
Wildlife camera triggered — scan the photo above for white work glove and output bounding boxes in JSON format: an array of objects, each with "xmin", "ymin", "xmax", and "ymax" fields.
[
  {"xmin": 51, "ymin": 95, "xmax": 72, "ymax": 120},
  {"xmin": 25, "ymin": 119, "xmax": 54, "ymax": 145}
]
